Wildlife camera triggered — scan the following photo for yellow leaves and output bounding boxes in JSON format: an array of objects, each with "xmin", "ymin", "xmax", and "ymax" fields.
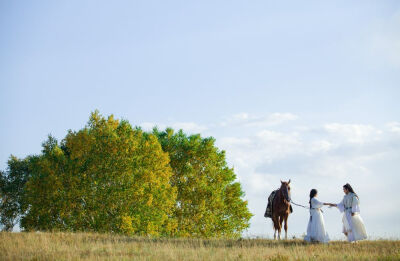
[
  {"xmin": 146, "ymin": 222, "xmax": 159, "ymax": 236},
  {"xmin": 107, "ymin": 115, "xmax": 119, "ymax": 130},
  {"xmin": 146, "ymin": 194, "xmax": 153, "ymax": 206},
  {"xmin": 52, "ymin": 146, "xmax": 64, "ymax": 157},
  {"xmin": 164, "ymin": 218, "xmax": 178, "ymax": 235},
  {"xmin": 119, "ymin": 216, "xmax": 135, "ymax": 234},
  {"xmin": 65, "ymin": 130, "xmax": 92, "ymax": 161}
]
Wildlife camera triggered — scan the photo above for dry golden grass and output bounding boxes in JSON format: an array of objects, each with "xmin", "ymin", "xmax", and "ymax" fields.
[{"xmin": 0, "ymin": 232, "xmax": 399, "ymax": 261}]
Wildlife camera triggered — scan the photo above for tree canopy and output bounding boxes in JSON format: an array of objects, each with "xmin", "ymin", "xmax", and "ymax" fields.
[
  {"xmin": 154, "ymin": 128, "xmax": 252, "ymax": 237},
  {"xmin": 0, "ymin": 111, "xmax": 252, "ymax": 237}
]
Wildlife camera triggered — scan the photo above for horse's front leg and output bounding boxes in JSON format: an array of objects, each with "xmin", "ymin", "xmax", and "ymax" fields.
[
  {"xmin": 272, "ymin": 215, "xmax": 278, "ymax": 240},
  {"xmin": 278, "ymin": 215, "xmax": 283, "ymax": 240},
  {"xmin": 284, "ymin": 214, "xmax": 288, "ymax": 239}
]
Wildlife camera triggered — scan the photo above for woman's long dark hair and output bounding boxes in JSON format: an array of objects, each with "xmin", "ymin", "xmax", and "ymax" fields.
[
  {"xmin": 309, "ymin": 189, "xmax": 317, "ymax": 209},
  {"xmin": 343, "ymin": 183, "xmax": 358, "ymax": 198}
]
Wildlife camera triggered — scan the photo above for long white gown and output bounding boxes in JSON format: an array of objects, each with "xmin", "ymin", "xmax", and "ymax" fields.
[
  {"xmin": 304, "ymin": 198, "xmax": 330, "ymax": 243},
  {"xmin": 337, "ymin": 192, "xmax": 367, "ymax": 242}
]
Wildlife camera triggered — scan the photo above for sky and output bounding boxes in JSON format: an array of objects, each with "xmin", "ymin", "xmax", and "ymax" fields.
[{"xmin": 1, "ymin": 0, "xmax": 399, "ymax": 239}]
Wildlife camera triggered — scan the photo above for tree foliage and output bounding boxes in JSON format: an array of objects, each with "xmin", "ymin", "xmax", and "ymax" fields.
[
  {"xmin": 154, "ymin": 128, "xmax": 252, "ymax": 237},
  {"xmin": 19, "ymin": 112, "xmax": 177, "ymax": 235},
  {"xmin": 0, "ymin": 111, "xmax": 252, "ymax": 237},
  {"xmin": 0, "ymin": 156, "xmax": 30, "ymax": 231}
]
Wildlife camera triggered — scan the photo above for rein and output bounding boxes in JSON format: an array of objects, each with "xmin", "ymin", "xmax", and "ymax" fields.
[
  {"xmin": 290, "ymin": 200, "xmax": 310, "ymax": 209},
  {"xmin": 290, "ymin": 200, "xmax": 324, "ymax": 213}
]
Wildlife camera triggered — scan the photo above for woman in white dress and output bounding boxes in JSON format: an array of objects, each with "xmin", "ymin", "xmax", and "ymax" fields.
[
  {"xmin": 332, "ymin": 183, "xmax": 367, "ymax": 242},
  {"xmin": 304, "ymin": 189, "xmax": 330, "ymax": 243}
]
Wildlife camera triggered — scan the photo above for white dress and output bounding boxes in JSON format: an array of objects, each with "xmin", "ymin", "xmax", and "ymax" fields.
[
  {"xmin": 304, "ymin": 198, "xmax": 330, "ymax": 243},
  {"xmin": 337, "ymin": 192, "xmax": 367, "ymax": 242}
]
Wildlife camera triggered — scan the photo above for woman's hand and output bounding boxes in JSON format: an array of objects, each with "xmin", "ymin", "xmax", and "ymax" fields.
[{"xmin": 325, "ymin": 203, "xmax": 336, "ymax": 207}]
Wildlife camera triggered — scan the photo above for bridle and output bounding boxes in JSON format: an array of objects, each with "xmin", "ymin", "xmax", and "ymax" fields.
[{"xmin": 279, "ymin": 184, "xmax": 291, "ymax": 203}]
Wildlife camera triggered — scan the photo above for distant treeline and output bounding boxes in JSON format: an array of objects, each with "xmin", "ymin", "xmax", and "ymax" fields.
[{"xmin": 0, "ymin": 111, "xmax": 252, "ymax": 238}]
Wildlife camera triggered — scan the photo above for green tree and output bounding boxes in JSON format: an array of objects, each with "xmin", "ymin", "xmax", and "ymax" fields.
[
  {"xmin": 0, "ymin": 156, "xmax": 30, "ymax": 231},
  {"xmin": 154, "ymin": 128, "xmax": 252, "ymax": 238},
  {"xmin": 20, "ymin": 112, "xmax": 177, "ymax": 236},
  {"xmin": 20, "ymin": 136, "xmax": 71, "ymax": 231},
  {"xmin": 1, "ymin": 111, "xmax": 252, "ymax": 238}
]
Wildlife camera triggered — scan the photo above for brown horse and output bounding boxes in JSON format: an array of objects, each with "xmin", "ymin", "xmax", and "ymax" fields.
[{"xmin": 272, "ymin": 180, "xmax": 291, "ymax": 240}]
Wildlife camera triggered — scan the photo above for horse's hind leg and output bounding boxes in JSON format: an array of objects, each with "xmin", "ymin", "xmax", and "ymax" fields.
[{"xmin": 284, "ymin": 214, "xmax": 288, "ymax": 239}]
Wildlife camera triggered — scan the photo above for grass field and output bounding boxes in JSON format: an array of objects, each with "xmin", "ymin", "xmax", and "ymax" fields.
[{"xmin": 1, "ymin": 232, "xmax": 399, "ymax": 260}]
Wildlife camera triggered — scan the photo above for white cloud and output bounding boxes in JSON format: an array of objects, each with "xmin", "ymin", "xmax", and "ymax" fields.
[
  {"xmin": 386, "ymin": 121, "xmax": 400, "ymax": 134},
  {"xmin": 256, "ymin": 130, "xmax": 300, "ymax": 145},
  {"xmin": 267, "ymin": 113, "xmax": 299, "ymax": 126},
  {"xmin": 216, "ymin": 117, "xmax": 400, "ymax": 238},
  {"xmin": 310, "ymin": 140, "xmax": 335, "ymax": 153},
  {"xmin": 324, "ymin": 123, "xmax": 382, "ymax": 144},
  {"xmin": 141, "ymin": 113, "xmax": 400, "ymax": 238},
  {"xmin": 219, "ymin": 130, "xmax": 302, "ymax": 172},
  {"xmin": 220, "ymin": 112, "xmax": 298, "ymax": 127},
  {"xmin": 310, "ymin": 156, "xmax": 370, "ymax": 178},
  {"xmin": 248, "ymin": 173, "xmax": 273, "ymax": 193},
  {"xmin": 220, "ymin": 137, "xmax": 252, "ymax": 146}
]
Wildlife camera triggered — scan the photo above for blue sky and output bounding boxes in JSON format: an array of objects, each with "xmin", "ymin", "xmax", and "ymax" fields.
[{"xmin": 1, "ymin": 1, "xmax": 399, "ymax": 238}]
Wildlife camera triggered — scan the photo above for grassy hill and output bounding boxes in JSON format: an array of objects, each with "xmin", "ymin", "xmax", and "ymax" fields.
[{"xmin": 1, "ymin": 232, "xmax": 399, "ymax": 260}]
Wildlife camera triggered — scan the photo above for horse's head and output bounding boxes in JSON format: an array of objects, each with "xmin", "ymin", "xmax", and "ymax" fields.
[{"xmin": 280, "ymin": 179, "xmax": 291, "ymax": 202}]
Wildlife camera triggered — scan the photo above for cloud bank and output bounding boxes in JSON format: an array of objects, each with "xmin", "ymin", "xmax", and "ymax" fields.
[{"xmin": 142, "ymin": 113, "xmax": 400, "ymax": 238}]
